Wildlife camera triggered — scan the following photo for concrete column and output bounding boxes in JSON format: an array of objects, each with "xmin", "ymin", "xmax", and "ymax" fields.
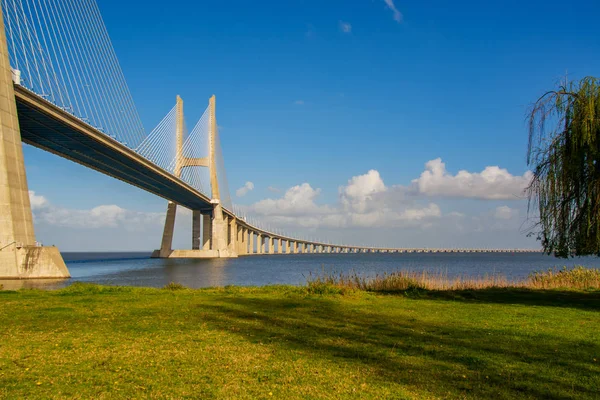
[
  {"xmin": 202, "ymin": 213, "xmax": 212, "ymax": 250},
  {"xmin": 242, "ymin": 228, "xmax": 248, "ymax": 255},
  {"xmin": 229, "ymin": 217, "xmax": 236, "ymax": 253},
  {"xmin": 292, "ymin": 241, "xmax": 297, "ymax": 254},
  {"xmin": 285, "ymin": 240, "xmax": 290, "ymax": 254},
  {"xmin": 235, "ymin": 225, "xmax": 241, "ymax": 254},
  {"xmin": 192, "ymin": 210, "xmax": 201, "ymax": 250},
  {"xmin": 249, "ymin": 231, "xmax": 254, "ymax": 254},
  {"xmin": 211, "ymin": 204, "xmax": 229, "ymax": 255},
  {"xmin": 229, "ymin": 218, "xmax": 237, "ymax": 254},
  {"xmin": 278, "ymin": 238, "xmax": 283, "ymax": 254},
  {"xmin": 268, "ymin": 237, "xmax": 274, "ymax": 254},
  {"xmin": 226, "ymin": 216, "xmax": 231, "ymax": 247},
  {"xmin": 159, "ymin": 202, "xmax": 177, "ymax": 254},
  {"xmin": 0, "ymin": 4, "xmax": 68, "ymax": 279},
  {"xmin": 256, "ymin": 234, "xmax": 262, "ymax": 254},
  {"xmin": 237, "ymin": 226, "xmax": 245, "ymax": 255},
  {"xmin": 260, "ymin": 235, "xmax": 265, "ymax": 253}
]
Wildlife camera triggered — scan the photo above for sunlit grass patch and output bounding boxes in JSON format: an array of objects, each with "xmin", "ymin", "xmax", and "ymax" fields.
[{"xmin": 0, "ymin": 275, "xmax": 599, "ymax": 398}]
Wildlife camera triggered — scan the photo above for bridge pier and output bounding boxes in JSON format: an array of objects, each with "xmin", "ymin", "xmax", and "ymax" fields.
[
  {"xmin": 237, "ymin": 226, "xmax": 247, "ymax": 255},
  {"xmin": 192, "ymin": 210, "xmax": 201, "ymax": 250},
  {"xmin": 152, "ymin": 96, "xmax": 238, "ymax": 259},
  {"xmin": 202, "ymin": 213, "xmax": 212, "ymax": 250},
  {"xmin": 257, "ymin": 234, "xmax": 264, "ymax": 254},
  {"xmin": 248, "ymin": 232, "xmax": 254, "ymax": 254},
  {"xmin": 0, "ymin": 9, "xmax": 69, "ymax": 279},
  {"xmin": 268, "ymin": 237, "xmax": 275, "ymax": 254}
]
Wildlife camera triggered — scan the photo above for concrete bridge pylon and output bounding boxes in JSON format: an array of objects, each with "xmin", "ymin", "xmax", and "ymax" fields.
[
  {"xmin": 0, "ymin": 5, "xmax": 69, "ymax": 279},
  {"xmin": 152, "ymin": 95, "xmax": 235, "ymax": 259}
]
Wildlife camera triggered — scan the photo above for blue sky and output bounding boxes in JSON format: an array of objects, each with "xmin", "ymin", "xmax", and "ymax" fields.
[{"xmin": 23, "ymin": 0, "xmax": 600, "ymax": 250}]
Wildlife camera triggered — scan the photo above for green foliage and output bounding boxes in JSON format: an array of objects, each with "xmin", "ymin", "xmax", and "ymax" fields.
[
  {"xmin": 163, "ymin": 282, "xmax": 187, "ymax": 291},
  {"xmin": 306, "ymin": 281, "xmax": 347, "ymax": 295},
  {"xmin": 57, "ymin": 282, "xmax": 135, "ymax": 295},
  {"xmin": 527, "ymin": 76, "xmax": 600, "ymax": 257}
]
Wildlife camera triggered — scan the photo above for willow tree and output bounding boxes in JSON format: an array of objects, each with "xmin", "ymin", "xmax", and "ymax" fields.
[{"xmin": 527, "ymin": 76, "xmax": 600, "ymax": 257}]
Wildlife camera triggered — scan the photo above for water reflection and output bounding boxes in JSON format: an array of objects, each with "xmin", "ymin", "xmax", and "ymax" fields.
[{"xmin": 162, "ymin": 258, "xmax": 229, "ymax": 288}]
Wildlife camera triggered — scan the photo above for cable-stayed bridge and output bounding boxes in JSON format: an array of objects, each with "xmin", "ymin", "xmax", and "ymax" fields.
[{"xmin": 0, "ymin": 0, "xmax": 537, "ymax": 279}]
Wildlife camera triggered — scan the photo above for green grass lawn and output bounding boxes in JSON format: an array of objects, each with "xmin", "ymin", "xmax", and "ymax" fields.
[{"xmin": 0, "ymin": 284, "xmax": 599, "ymax": 399}]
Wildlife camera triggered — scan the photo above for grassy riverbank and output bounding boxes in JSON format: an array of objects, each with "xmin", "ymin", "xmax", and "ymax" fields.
[{"xmin": 1, "ymin": 281, "xmax": 599, "ymax": 399}]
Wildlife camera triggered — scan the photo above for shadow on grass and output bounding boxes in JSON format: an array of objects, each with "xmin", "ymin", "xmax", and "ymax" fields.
[
  {"xmin": 405, "ymin": 287, "xmax": 600, "ymax": 312},
  {"xmin": 198, "ymin": 294, "xmax": 599, "ymax": 399}
]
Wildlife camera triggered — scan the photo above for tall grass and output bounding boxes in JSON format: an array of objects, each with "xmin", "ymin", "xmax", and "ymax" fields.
[
  {"xmin": 528, "ymin": 266, "xmax": 600, "ymax": 289},
  {"xmin": 306, "ymin": 266, "xmax": 600, "ymax": 294}
]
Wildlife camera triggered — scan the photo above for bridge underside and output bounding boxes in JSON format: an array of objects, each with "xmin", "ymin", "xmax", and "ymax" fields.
[{"xmin": 15, "ymin": 89, "xmax": 213, "ymax": 213}]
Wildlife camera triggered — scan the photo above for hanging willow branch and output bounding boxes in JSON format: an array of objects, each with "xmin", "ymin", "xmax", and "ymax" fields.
[{"xmin": 527, "ymin": 76, "xmax": 600, "ymax": 258}]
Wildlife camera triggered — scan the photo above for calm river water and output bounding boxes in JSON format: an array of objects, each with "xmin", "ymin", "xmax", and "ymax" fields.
[{"xmin": 2, "ymin": 252, "xmax": 600, "ymax": 290}]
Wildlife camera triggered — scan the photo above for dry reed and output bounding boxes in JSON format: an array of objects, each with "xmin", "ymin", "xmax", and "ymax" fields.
[{"xmin": 306, "ymin": 266, "xmax": 600, "ymax": 294}]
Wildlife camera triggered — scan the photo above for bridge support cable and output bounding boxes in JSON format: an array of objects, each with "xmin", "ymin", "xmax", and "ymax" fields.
[
  {"xmin": 135, "ymin": 104, "xmax": 178, "ymax": 173},
  {"xmin": 173, "ymin": 105, "xmax": 211, "ymax": 197},
  {"xmin": 1, "ymin": 0, "xmax": 146, "ymax": 148},
  {"xmin": 214, "ymin": 125, "xmax": 233, "ymax": 212}
]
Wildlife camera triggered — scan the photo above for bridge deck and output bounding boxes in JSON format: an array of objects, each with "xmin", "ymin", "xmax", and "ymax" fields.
[{"xmin": 15, "ymin": 86, "xmax": 214, "ymax": 213}]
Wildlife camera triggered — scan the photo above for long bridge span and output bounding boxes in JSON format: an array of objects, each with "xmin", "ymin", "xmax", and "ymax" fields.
[{"xmin": 0, "ymin": 0, "xmax": 538, "ymax": 279}]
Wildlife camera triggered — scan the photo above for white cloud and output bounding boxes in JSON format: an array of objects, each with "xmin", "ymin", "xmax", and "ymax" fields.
[
  {"xmin": 348, "ymin": 203, "xmax": 441, "ymax": 228},
  {"xmin": 240, "ymin": 159, "xmax": 533, "ymax": 238},
  {"xmin": 252, "ymin": 183, "xmax": 332, "ymax": 217},
  {"xmin": 28, "ymin": 191, "xmax": 48, "ymax": 210},
  {"xmin": 294, "ymin": 100, "xmax": 305, "ymax": 105},
  {"xmin": 412, "ymin": 158, "xmax": 532, "ymax": 200},
  {"xmin": 340, "ymin": 169, "xmax": 386, "ymax": 213},
  {"xmin": 383, "ymin": 0, "xmax": 403, "ymax": 23},
  {"xmin": 245, "ymin": 171, "xmax": 440, "ymax": 229},
  {"xmin": 339, "ymin": 21, "xmax": 352, "ymax": 33},
  {"xmin": 494, "ymin": 206, "xmax": 518, "ymax": 220},
  {"xmin": 235, "ymin": 181, "xmax": 255, "ymax": 197},
  {"xmin": 267, "ymin": 186, "xmax": 281, "ymax": 193},
  {"xmin": 28, "ymin": 191, "xmax": 164, "ymax": 230}
]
